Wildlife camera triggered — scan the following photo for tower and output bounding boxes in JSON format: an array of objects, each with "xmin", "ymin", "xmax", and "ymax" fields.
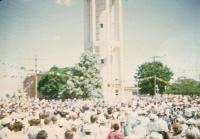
[{"xmin": 84, "ymin": 0, "xmax": 123, "ymax": 102}]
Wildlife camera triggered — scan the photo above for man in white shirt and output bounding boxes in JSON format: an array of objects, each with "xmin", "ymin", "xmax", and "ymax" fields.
[
  {"xmin": 27, "ymin": 119, "xmax": 42, "ymax": 139},
  {"xmin": 0, "ymin": 117, "xmax": 11, "ymax": 139}
]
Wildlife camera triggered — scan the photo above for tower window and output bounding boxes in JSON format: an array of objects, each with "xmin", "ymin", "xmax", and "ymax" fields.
[
  {"xmin": 101, "ymin": 59, "xmax": 105, "ymax": 64},
  {"xmin": 100, "ymin": 24, "xmax": 103, "ymax": 28}
]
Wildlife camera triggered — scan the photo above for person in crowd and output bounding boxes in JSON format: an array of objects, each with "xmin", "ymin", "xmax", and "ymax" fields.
[
  {"xmin": 0, "ymin": 117, "xmax": 12, "ymax": 139},
  {"xmin": 107, "ymin": 123, "xmax": 124, "ymax": 139},
  {"xmin": 64, "ymin": 130, "xmax": 74, "ymax": 139},
  {"xmin": 7, "ymin": 121, "xmax": 28, "ymax": 139},
  {"xmin": 171, "ymin": 123, "xmax": 183, "ymax": 139},
  {"xmin": 148, "ymin": 132, "xmax": 163, "ymax": 139},
  {"xmin": 27, "ymin": 119, "xmax": 42, "ymax": 139},
  {"xmin": 185, "ymin": 119, "xmax": 200, "ymax": 139},
  {"xmin": 36, "ymin": 130, "xmax": 48, "ymax": 139},
  {"xmin": 1, "ymin": 95, "xmax": 200, "ymax": 139},
  {"xmin": 42, "ymin": 117, "xmax": 57, "ymax": 139}
]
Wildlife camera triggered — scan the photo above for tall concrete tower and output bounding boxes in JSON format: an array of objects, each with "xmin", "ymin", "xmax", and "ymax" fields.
[{"xmin": 84, "ymin": 0, "xmax": 123, "ymax": 102}]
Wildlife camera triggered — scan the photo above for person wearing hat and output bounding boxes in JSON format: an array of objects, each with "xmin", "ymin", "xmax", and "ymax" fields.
[
  {"xmin": 147, "ymin": 132, "xmax": 163, "ymax": 139},
  {"xmin": 81, "ymin": 124, "xmax": 95, "ymax": 139},
  {"xmin": 137, "ymin": 109, "xmax": 150, "ymax": 127},
  {"xmin": 185, "ymin": 119, "xmax": 200, "ymax": 139},
  {"xmin": 146, "ymin": 114, "xmax": 159, "ymax": 133},
  {"xmin": 7, "ymin": 121, "xmax": 28, "ymax": 139},
  {"xmin": 185, "ymin": 128, "xmax": 196, "ymax": 139},
  {"xmin": 131, "ymin": 122, "xmax": 147, "ymax": 139},
  {"xmin": 196, "ymin": 113, "xmax": 200, "ymax": 130},
  {"xmin": 171, "ymin": 123, "xmax": 183, "ymax": 139},
  {"xmin": 0, "ymin": 117, "xmax": 12, "ymax": 139},
  {"xmin": 98, "ymin": 114, "xmax": 109, "ymax": 139},
  {"xmin": 27, "ymin": 119, "xmax": 42, "ymax": 139},
  {"xmin": 82, "ymin": 114, "xmax": 99, "ymax": 139},
  {"xmin": 157, "ymin": 113, "xmax": 169, "ymax": 132},
  {"xmin": 53, "ymin": 120, "xmax": 66, "ymax": 139},
  {"xmin": 42, "ymin": 117, "xmax": 57, "ymax": 139},
  {"xmin": 51, "ymin": 116, "xmax": 66, "ymax": 139}
]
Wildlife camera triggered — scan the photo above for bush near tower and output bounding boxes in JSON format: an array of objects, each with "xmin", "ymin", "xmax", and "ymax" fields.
[
  {"xmin": 38, "ymin": 66, "xmax": 71, "ymax": 99},
  {"xmin": 38, "ymin": 51, "xmax": 103, "ymax": 99},
  {"xmin": 61, "ymin": 51, "xmax": 103, "ymax": 99}
]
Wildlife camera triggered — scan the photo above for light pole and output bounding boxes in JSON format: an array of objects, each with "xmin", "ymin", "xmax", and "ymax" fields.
[
  {"xmin": 35, "ymin": 56, "xmax": 38, "ymax": 98},
  {"xmin": 151, "ymin": 55, "xmax": 166, "ymax": 95},
  {"xmin": 164, "ymin": 86, "xmax": 167, "ymax": 93},
  {"xmin": 133, "ymin": 75, "xmax": 138, "ymax": 96},
  {"xmin": 156, "ymin": 84, "xmax": 159, "ymax": 94},
  {"xmin": 152, "ymin": 56, "xmax": 157, "ymax": 95}
]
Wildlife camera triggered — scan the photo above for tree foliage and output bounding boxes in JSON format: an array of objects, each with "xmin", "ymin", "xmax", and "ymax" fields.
[
  {"xmin": 38, "ymin": 52, "xmax": 103, "ymax": 99},
  {"xmin": 61, "ymin": 51, "xmax": 103, "ymax": 99},
  {"xmin": 38, "ymin": 66, "xmax": 71, "ymax": 98},
  {"xmin": 136, "ymin": 61, "xmax": 173, "ymax": 95},
  {"xmin": 166, "ymin": 78, "xmax": 200, "ymax": 95}
]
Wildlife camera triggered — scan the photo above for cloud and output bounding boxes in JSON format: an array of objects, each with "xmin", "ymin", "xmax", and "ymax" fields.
[{"xmin": 55, "ymin": 0, "xmax": 74, "ymax": 6}]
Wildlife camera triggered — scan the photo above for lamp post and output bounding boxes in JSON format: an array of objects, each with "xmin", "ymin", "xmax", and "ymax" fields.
[
  {"xmin": 150, "ymin": 55, "xmax": 166, "ymax": 95},
  {"xmin": 164, "ymin": 86, "xmax": 167, "ymax": 93},
  {"xmin": 134, "ymin": 75, "xmax": 139, "ymax": 96},
  {"xmin": 156, "ymin": 84, "xmax": 159, "ymax": 94},
  {"xmin": 35, "ymin": 56, "xmax": 38, "ymax": 99}
]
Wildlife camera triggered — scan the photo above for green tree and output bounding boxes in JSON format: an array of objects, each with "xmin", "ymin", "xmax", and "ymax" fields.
[
  {"xmin": 38, "ymin": 66, "xmax": 71, "ymax": 98},
  {"xmin": 62, "ymin": 51, "xmax": 103, "ymax": 99},
  {"xmin": 167, "ymin": 78, "xmax": 200, "ymax": 95},
  {"xmin": 136, "ymin": 61, "xmax": 173, "ymax": 95}
]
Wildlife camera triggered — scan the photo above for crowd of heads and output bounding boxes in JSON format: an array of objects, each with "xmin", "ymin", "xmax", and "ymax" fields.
[{"xmin": 0, "ymin": 94, "xmax": 200, "ymax": 139}]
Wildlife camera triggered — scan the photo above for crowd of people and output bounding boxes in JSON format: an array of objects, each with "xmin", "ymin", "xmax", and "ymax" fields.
[{"xmin": 0, "ymin": 94, "xmax": 200, "ymax": 139}]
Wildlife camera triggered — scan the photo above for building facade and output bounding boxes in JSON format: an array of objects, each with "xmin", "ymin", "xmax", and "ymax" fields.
[{"xmin": 84, "ymin": 0, "xmax": 124, "ymax": 102}]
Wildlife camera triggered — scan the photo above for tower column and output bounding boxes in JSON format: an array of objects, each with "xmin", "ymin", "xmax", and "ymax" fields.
[
  {"xmin": 91, "ymin": 0, "xmax": 96, "ymax": 53},
  {"xmin": 105, "ymin": 0, "xmax": 111, "ymax": 94},
  {"xmin": 84, "ymin": 0, "xmax": 124, "ymax": 103},
  {"xmin": 118, "ymin": 0, "xmax": 124, "ymax": 101}
]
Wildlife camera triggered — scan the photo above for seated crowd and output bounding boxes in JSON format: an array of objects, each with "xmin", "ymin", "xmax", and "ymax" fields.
[{"xmin": 0, "ymin": 94, "xmax": 200, "ymax": 139}]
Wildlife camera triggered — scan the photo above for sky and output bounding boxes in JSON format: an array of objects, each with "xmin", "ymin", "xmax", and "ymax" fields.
[{"xmin": 0, "ymin": 0, "xmax": 200, "ymax": 96}]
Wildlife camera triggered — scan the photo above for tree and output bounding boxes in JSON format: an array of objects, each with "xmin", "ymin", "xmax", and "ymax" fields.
[
  {"xmin": 136, "ymin": 61, "xmax": 173, "ymax": 95},
  {"xmin": 166, "ymin": 78, "xmax": 200, "ymax": 95},
  {"xmin": 61, "ymin": 51, "xmax": 103, "ymax": 99},
  {"xmin": 38, "ymin": 66, "xmax": 71, "ymax": 98}
]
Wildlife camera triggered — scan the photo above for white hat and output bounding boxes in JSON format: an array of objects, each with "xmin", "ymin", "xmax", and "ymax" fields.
[
  {"xmin": 1, "ymin": 117, "xmax": 11, "ymax": 125},
  {"xmin": 187, "ymin": 119, "xmax": 196, "ymax": 125},
  {"xmin": 148, "ymin": 132, "xmax": 163, "ymax": 139},
  {"xmin": 149, "ymin": 114, "xmax": 158, "ymax": 121},
  {"xmin": 84, "ymin": 124, "xmax": 92, "ymax": 132},
  {"xmin": 133, "ymin": 125, "xmax": 147, "ymax": 138},
  {"xmin": 185, "ymin": 110, "xmax": 192, "ymax": 118},
  {"xmin": 98, "ymin": 115, "xmax": 107, "ymax": 124},
  {"xmin": 58, "ymin": 120, "xmax": 65, "ymax": 127}
]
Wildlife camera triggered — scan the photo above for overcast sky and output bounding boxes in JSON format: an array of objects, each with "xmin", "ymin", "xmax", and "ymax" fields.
[{"xmin": 0, "ymin": 0, "xmax": 200, "ymax": 95}]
